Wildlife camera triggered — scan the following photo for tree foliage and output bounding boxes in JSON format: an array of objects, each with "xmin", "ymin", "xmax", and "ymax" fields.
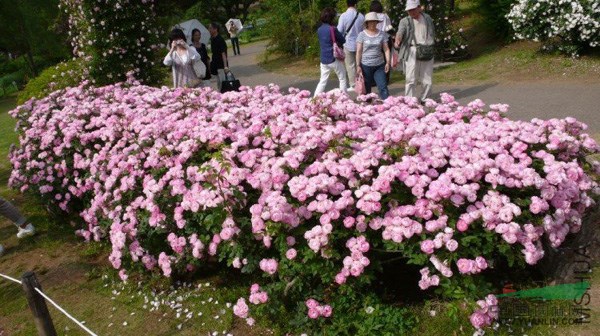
[
  {"xmin": 0, "ymin": 0, "xmax": 69, "ymax": 76},
  {"xmin": 263, "ymin": 0, "xmax": 339, "ymax": 57},
  {"xmin": 183, "ymin": 0, "xmax": 258, "ymax": 24},
  {"xmin": 60, "ymin": 0, "xmax": 164, "ymax": 86},
  {"xmin": 477, "ymin": 0, "xmax": 516, "ymax": 41}
]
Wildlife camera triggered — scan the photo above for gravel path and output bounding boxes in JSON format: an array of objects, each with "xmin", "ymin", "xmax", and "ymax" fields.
[{"xmin": 227, "ymin": 41, "xmax": 600, "ymax": 133}]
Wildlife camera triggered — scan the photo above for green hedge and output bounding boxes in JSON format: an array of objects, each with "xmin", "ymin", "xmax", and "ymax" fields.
[{"xmin": 17, "ymin": 59, "xmax": 85, "ymax": 105}]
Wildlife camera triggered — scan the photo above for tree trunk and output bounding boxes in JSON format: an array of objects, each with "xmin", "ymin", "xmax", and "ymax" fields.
[
  {"xmin": 15, "ymin": 1, "xmax": 37, "ymax": 76},
  {"xmin": 25, "ymin": 50, "xmax": 37, "ymax": 77},
  {"xmin": 240, "ymin": 4, "xmax": 251, "ymax": 22}
]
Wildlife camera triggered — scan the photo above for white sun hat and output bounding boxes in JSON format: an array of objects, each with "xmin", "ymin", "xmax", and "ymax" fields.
[
  {"xmin": 405, "ymin": 0, "xmax": 421, "ymax": 11},
  {"xmin": 364, "ymin": 12, "xmax": 383, "ymax": 22}
]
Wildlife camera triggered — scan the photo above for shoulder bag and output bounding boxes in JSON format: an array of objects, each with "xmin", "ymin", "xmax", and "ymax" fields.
[
  {"xmin": 330, "ymin": 26, "xmax": 345, "ymax": 61},
  {"xmin": 193, "ymin": 58, "xmax": 206, "ymax": 79},
  {"xmin": 344, "ymin": 12, "xmax": 359, "ymax": 37},
  {"xmin": 409, "ymin": 17, "xmax": 435, "ymax": 61}
]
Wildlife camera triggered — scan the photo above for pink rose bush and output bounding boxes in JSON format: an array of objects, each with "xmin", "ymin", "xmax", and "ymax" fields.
[{"xmin": 9, "ymin": 80, "xmax": 600, "ymax": 333}]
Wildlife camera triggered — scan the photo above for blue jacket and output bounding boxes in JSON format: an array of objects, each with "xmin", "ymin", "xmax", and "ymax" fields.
[{"xmin": 317, "ymin": 24, "xmax": 345, "ymax": 65}]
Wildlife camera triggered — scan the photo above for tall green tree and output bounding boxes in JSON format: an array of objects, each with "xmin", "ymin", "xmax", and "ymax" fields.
[
  {"xmin": 184, "ymin": 0, "xmax": 258, "ymax": 24},
  {"xmin": 263, "ymin": 0, "xmax": 337, "ymax": 56},
  {"xmin": 0, "ymin": 0, "xmax": 68, "ymax": 76}
]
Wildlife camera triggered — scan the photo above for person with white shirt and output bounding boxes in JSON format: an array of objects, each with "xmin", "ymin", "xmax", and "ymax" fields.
[
  {"xmin": 356, "ymin": 12, "xmax": 391, "ymax": 100},
  {"xmin": 163, "ymin": 28, "xmax": 202, "ymax": 88},
  {"xmin": 370, "ymin": 1, "xmax": 394, "ymax": 84},
  {"xmin": 394, "ymin": 0, "xmax": 435, "ymax": 104},
  {"xmin": 337, "ymin": 0, "xmax": 365, "ymax": 91}
]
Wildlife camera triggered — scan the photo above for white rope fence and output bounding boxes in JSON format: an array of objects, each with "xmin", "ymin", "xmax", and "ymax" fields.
[
  {"xmin": 0, "ymin": 272, "xmax": 21, "ymax": 284},
  {"xmin": 0, "ymin": 272, "xmax": 98, "ymax": 336}
]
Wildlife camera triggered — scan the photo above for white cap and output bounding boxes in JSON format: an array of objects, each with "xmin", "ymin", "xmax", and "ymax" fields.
[
  {"xmin": 364, "ymin": 12, "xmax": 383, "ymax": 23},
  {"xmin": 405, "ymin": 0, "xmax": 420, "ymax": 11}
]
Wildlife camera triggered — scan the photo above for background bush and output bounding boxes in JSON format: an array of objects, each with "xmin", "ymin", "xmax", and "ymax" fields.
[
  {"xmin": 263, "ymin": 0, "xmax": 335, "ymax": 58},
  {"xmin": 507, "ymin": 0, "xmax": 600, "ymax": 55},
  {"xmin": 59, "ymin": 0, "xmax": 164, "ymax": 86},
  {"xmin": 17, "ymin": 59, "xmax": 86, "ymax": 104},
  {"xmin": 477, "ymin": 0, "xmax": 516, "ymax": 41}
]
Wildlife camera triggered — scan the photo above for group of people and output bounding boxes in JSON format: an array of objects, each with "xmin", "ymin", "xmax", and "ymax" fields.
[
  {"xmin": 315, "ymin": 0, "xmax": 435, "ymax": 103},
  {"xmin": 164, "ymin": 21, "xmax": 241, "ymax": 90},
  {"xmin": 163, "ymin": 0, "xmax": 434, "ymax": 102}
]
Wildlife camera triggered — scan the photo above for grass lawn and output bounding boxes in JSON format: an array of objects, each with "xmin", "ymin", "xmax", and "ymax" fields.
[
  {"xmin": 434, "ymin": 41, "xmax": 600, "ymax": 84},
  {"xmin": 258, "ymin": 52, "xmax": 321, "ymax": 79}
]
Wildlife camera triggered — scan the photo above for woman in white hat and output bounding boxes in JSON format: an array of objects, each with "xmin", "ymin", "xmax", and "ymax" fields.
[{"xmin": 355, "ymin": 12, "xmax": 392, "ymax": 100}]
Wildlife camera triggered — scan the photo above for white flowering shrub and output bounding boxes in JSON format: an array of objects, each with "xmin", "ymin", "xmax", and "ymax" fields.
[
  {"xmin": 59, "ymin": 0, "xmax": 164, "ymax": 85},
  {"xmin": 507, "ymin": 0, "xmax": 600, "ymax": 55}
]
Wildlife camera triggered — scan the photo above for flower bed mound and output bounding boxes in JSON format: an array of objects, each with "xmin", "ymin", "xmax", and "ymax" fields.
[{"xmin": 9, "ymin": 82, "xmax": 600, "ymax": 333}]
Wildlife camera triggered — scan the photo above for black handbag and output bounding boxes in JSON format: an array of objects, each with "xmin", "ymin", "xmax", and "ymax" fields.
[
  {"xmin": 220, "ymin": 70, "xmax": 241, "ymax": 93},
  {"xmin": 416, "ymin": 44, "xmax": 435, "ymax": 61}
]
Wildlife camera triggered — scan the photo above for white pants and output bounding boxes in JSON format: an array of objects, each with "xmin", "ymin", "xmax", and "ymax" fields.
[
  {"xmin": 404, "ymin": 46, "xmax": 434, "ymax": 101},
  {"xmin": 344, "ymin": 48, "xmax": 357, "ymax": 87},
  {"xmin": 314, "ymin": 60, "xmax": 348, "ymax": 97}
]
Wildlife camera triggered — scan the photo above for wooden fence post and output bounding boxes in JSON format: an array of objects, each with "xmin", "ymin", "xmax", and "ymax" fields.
[{"xmin": 21, "ymin": 271, "xmax": 57, "ymax": 336}]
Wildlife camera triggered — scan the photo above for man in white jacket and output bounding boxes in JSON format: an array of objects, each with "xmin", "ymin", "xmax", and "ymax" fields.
[{"xmin": 337, "ymin": 0, "xmax": 365, "ymax": 91}]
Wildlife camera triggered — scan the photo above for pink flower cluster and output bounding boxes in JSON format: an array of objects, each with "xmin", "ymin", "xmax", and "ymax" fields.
[
  {"xmin": 418, "ymin": 267, "xmax": 440, "ymax": 290},
  {"xmin": 456, "ymin": 257, "xmax": 488, "ymax": 275},
  {"xmin": 233, "ymin": 284, "xmax": 268, "ymax": 324},
  {"xmin": 248, "ymin": 284, "xmax": 269, "ymax": 305},
  {"xmin": 335, "ymin": 236, "xmax": 370, "ymax": 284},
  {"xmin": 469, "ymin": 294, "xmax": 499, "ymax": 330},
  {"xmin": 9, "ymin": 82, "xmax": 600, "ymax": 333},
  {"xmin": 305, "ymin": 299, "xmax": 332, "ymax": 319},
  {"xmin": 233, "ymin": 298, "xmax": 249, "ymax": 318},
  {"xmin": 304, "ymin": 224, "xmax": 331, "ymax": 254},
  {"xmin": 259, "ymin": 258, "xmax": 279, "ymax": 275}
]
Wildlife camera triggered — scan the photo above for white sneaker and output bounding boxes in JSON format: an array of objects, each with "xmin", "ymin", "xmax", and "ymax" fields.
[
  {"xmin": 17, "ymin": 223, "xmax": 35, "ymax": 238},
  {"xmin": 347, "ymin": 87, "xmax": 355, "ymax": 92},
  {"xmin": 0, "ymin": 244, "xmax": 4, "ymax": 256}
]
